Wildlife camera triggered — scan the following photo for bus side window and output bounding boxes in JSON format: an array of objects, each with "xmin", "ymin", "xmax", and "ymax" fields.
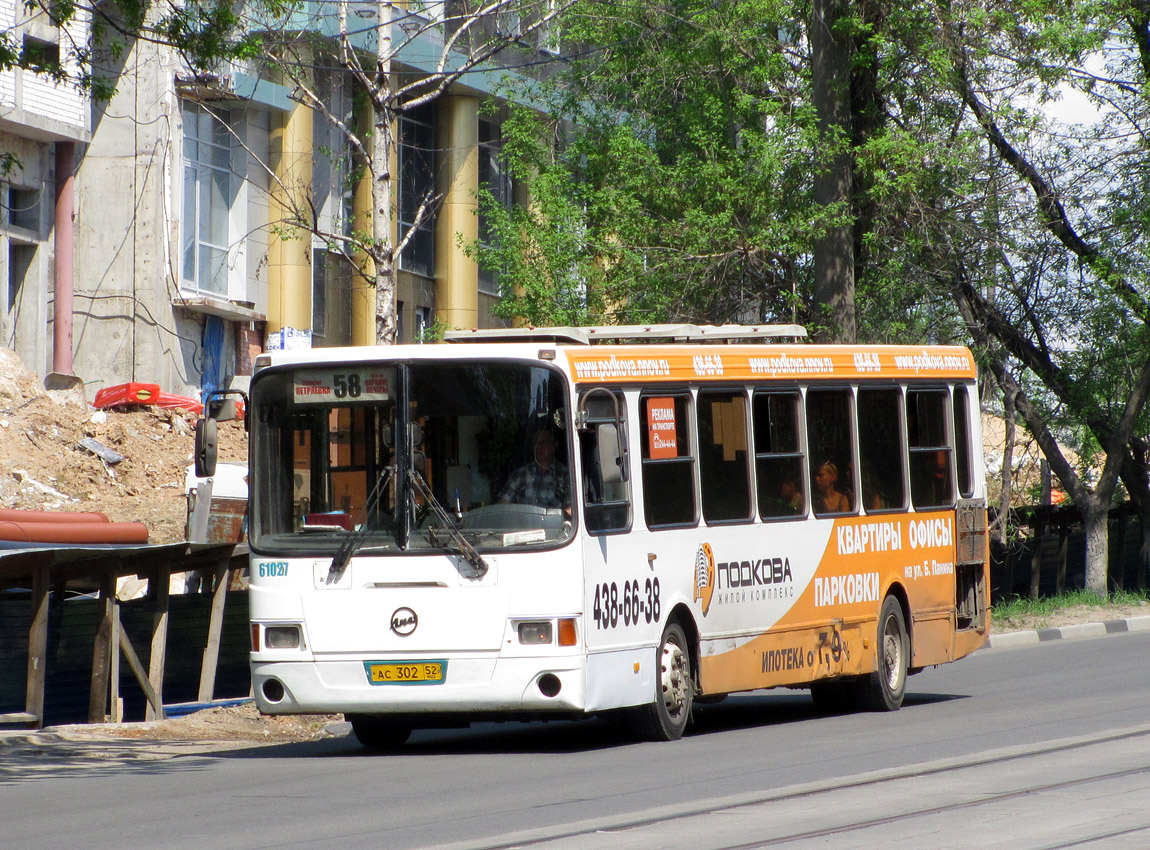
[
  {"xmin": 698, "ymin": 390, "xmax": 752, "ymax": 523},
  {"xmin": 806, "ymin": 389, "xmax": 856, "ymax": 516},
  {"xmin": 908, "ymin": 389, "xmax": 954, "ymax": 509},
  {"xmin": 857, "ymin": 388, "xmax": 905, "ymax": 512},
  {"xmin": 579, "ymin": 390, "xmax": 631, "ymax": 534},
  {"xmin": 753, "ymin": 392, "xmax": 806, "ymax": 519},
  {"xmin": 953, "ymin": 385, "xmax": 975, "ymax": 499},
  {"xmin": 641, "ymin": 393, "xmax": 697, "ymax": 528}
]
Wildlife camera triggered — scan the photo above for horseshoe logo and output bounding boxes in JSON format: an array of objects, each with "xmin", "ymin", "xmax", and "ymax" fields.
[{"xmin": 694, "ymin": 543, "xmax": 716, "ymax": 617}]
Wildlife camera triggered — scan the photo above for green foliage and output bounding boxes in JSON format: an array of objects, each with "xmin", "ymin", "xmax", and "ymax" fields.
[
  {"xmin": 466, "ymin": 0, "xmax": 1150, "ymax": 574},
  {"xmin": 470, "ymin": 0, "xmax": 998, "ymax": 338},
  {"xmin": 415, "ymin": 317, "xmax": 448, "ymax": 344},
  {"xmin": 992, "ymin": 589, "xmax": 1149, "ymax": 627},
  {"xmin": 472, "ymin": 0, "xmax": 835, "ymax": 326}
]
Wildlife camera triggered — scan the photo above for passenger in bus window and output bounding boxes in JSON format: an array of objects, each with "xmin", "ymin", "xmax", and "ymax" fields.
[
  {"xmin": 761, "ymin": 472, "xmax": 804, "ymax": 517},
  {"xmin": 861, "ymin": 462, "xmax": 889, "ymax": 510},
  {"xmin": 912, "ymin": 448, "xmax": 952, "ymax": 507},
  {"xmin": 778, "ymin": 475, "xmax": 804, "ymax": 515},
  {"xmin": 499, "ymin": 430, "xmax": 570, "ymax": 511},
  {"xmin": 813, "ymin": 461, "xmax": 850, "ymax": 514}
]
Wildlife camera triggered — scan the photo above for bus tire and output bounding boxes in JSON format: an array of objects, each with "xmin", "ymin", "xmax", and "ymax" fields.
[
  {"xmin": 347, "ymin": 714, "xmax": 413, "ymax": 750},
  {"xmin": 629, "ymin": 621, "xmax": 693, "ymax": 741},
  {"xmin": 856, "ymin": 595, "xmax": 908, "ymax": 712}
]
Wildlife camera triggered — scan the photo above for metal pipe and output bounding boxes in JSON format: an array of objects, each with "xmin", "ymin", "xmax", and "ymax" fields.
[{"xmin": 53, "ymin": 141, "xmax": 75, "ymax": 375}]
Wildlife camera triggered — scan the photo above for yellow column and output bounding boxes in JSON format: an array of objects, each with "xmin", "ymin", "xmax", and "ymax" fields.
[
  {"xmin": 434, "ymin": 95, "xmax": 479, "ymax": 331},
  {"xmin": 349, "ymin": 94, "xmax": 400, "ymax": 346},
  {"xmin": 267, "ymin": 99, "xmax": 314, "ymax": 341},
  {"xmin": 350, "ymin": 147, "xmax": 376, "ymax": 346}
]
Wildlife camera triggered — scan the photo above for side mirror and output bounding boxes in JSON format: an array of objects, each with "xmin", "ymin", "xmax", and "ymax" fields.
[
  {"xmin": 194, "ymin": 417, "xmax": 218, "ymax": 478},
  {"xmin": 207, "ymin": 397, "xmax": 238, "ymax": 422},
  {"xmin": 194, "ymin": 388, "xmax": 248, "ymax": 477}
]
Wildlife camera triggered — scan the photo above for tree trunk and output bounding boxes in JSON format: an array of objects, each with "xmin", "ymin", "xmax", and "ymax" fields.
[
  {"xmin": 373, "ymin": 0, "xmax": 398, "ymax": 346},
  {"xmin": 1082, "ymin": 500, "xmax": 1109, "ymax": 596},
  {"xmin": 810, "ymin": 0, "xmax": 856, "ymax": 343}
]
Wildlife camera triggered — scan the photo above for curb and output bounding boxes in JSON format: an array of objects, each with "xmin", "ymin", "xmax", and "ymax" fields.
[{"xmin": 988, "ymin": 614, "xmax": 1150, "ymax": 649}]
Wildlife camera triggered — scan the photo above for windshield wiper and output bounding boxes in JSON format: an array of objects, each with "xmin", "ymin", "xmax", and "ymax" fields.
[
  {"xmin": 409, "ymin": 469, "xmax": 489, "ymax": 578},
  {"xmin": 328, "ymin": 465, "xmax": 395, "ymax": 579}
]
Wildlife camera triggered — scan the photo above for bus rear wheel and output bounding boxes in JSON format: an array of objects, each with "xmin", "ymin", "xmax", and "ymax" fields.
[
  {"xmin": 347, "ymin": 714, "xmax": 413, "ymax": 750},
  {"xmin": 629, "ymin": 621, "xmax": 693, "ymax": 741},
  {"xmin": 856, "ymin": 596, "xmax": 908, "ymax": 712}
]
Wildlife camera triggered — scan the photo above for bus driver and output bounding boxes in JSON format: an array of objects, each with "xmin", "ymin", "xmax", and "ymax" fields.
[{"xmin": 499, "ymin": 430, "xmax": 570, "ymax": 511}]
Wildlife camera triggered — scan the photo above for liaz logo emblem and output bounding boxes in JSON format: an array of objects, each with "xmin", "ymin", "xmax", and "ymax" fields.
[
  {"xmin": 390, "ymin": 607, "xmax": 418, "ymax": 636},
  {"xmin": 694, "ymin": 543, "xmax": 715, "ymax": 616}
]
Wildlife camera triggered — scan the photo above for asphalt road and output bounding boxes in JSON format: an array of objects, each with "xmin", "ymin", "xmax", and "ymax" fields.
[{"xmin": 4, "ymin": 631, "xmax": 1150, "ymax": 850}]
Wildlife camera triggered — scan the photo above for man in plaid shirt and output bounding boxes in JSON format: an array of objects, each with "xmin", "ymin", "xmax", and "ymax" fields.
[{"xmin": 499, "ymin": 430, "xmax": 569, "ymax": 510}]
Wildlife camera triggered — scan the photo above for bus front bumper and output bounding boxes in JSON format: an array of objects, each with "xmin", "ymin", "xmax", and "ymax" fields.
[{"xmin": 251, "ymin": 655, "xmax": 587, "ymax": 716}]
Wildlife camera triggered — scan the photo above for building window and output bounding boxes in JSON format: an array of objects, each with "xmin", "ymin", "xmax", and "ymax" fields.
[
  {"xmin": 181, "ymin": 103, "xmax": 232, "ymax": 297},
  {"xmin": 340, "ymin": 145, "xmax": 357, "ymax": 240},
  {"xmin": 478, "ymin": 119, "xmax": 510, "ymax": 296},
  {"xmin": 398, "ymin": 103, "xmax": 435, "ymax": 278},
  {"xmin": 21, "ymin": 36, "xmax": 59, "ymax": 72},
  {"xmin": 8, "ymin": 241, "xmax": 34, "ymax": 311},
  {"xmin": 539, "ymin": 0, "xmax": 561, "ymax": 54},
  {"xmin": 415, "ymin": 306, "xmax": 432, "ymax": 341},
  {"xmin": 4, "ymin": 185, "xmax": 41, "ymax": 235},
  {"xmin": 312, "ymin": 247, "xmax": 327, "ymax": 338}
]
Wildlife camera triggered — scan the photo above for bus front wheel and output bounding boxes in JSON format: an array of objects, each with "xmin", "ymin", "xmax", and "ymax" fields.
[
  {"xmin": 347, "ymin": 714, "xmax": 413, "ymax": 750},
  {"xmin": 629, "ymin": 621, "xmax": 693, "ymax": 741},
  {"xmin": 856, "ymin": 596, "xmax": 908, "ymax": 712}
]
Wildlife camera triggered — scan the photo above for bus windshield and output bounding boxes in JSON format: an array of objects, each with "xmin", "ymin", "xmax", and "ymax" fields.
[{"xmin": 249, "ymin": 360, "xmax": 574, "ymax": 555}]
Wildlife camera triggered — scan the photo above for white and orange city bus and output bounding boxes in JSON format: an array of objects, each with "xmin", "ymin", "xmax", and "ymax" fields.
[{"xmin": 203, "ymin": 324, "xmax": 988, "ymax": 747}]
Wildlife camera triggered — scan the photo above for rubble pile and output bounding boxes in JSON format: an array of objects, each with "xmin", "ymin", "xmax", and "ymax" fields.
[{"xmin": 0, "ymin": 349, "xmax": 246, "ymax": 544}]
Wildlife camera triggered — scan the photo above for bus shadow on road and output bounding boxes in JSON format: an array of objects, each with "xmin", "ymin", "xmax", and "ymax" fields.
[
  {"xmin": 219, "ymin": 690, "xmax": 970, "ymax": 760},
  {"xmin": 222, "ymin": 715, "xmax": 639, "ymax": 759},
  {"xmin": 687, "ymin": 690, "xmax": 968, "ymax": 736}
]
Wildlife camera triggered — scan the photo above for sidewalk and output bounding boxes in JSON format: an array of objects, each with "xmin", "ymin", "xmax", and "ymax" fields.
[{"xmin": 987, "ymin": 613, "xmax": 1150, "ymax": 649}]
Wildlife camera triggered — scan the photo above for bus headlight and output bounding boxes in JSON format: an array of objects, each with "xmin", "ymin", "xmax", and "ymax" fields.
[
  {"xmin": 265, "ymin": 625, "xmax": 302, "ymax": 649},
  {"xmin": 517, "ymin": 621, "xmax": 553, "ymax": 645}
]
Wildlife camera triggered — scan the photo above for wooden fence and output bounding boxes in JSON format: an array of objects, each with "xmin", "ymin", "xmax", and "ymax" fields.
[
  {"xmin": 991, "ymin": 504, "xmax": 1148, "ymax": 602},
  {"xmin": 0, "ymin": 589, "xmax": 251, "ymax": 726}
]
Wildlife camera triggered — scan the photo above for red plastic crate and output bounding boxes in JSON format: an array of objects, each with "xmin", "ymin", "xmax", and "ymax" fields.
[
  {"xmin": 93, "ymin": 382, "xmax": 162, "ymax": 408},
  {"xmin": 154, "ymin": 392, "xmax": 205, "ymax": 414}
]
